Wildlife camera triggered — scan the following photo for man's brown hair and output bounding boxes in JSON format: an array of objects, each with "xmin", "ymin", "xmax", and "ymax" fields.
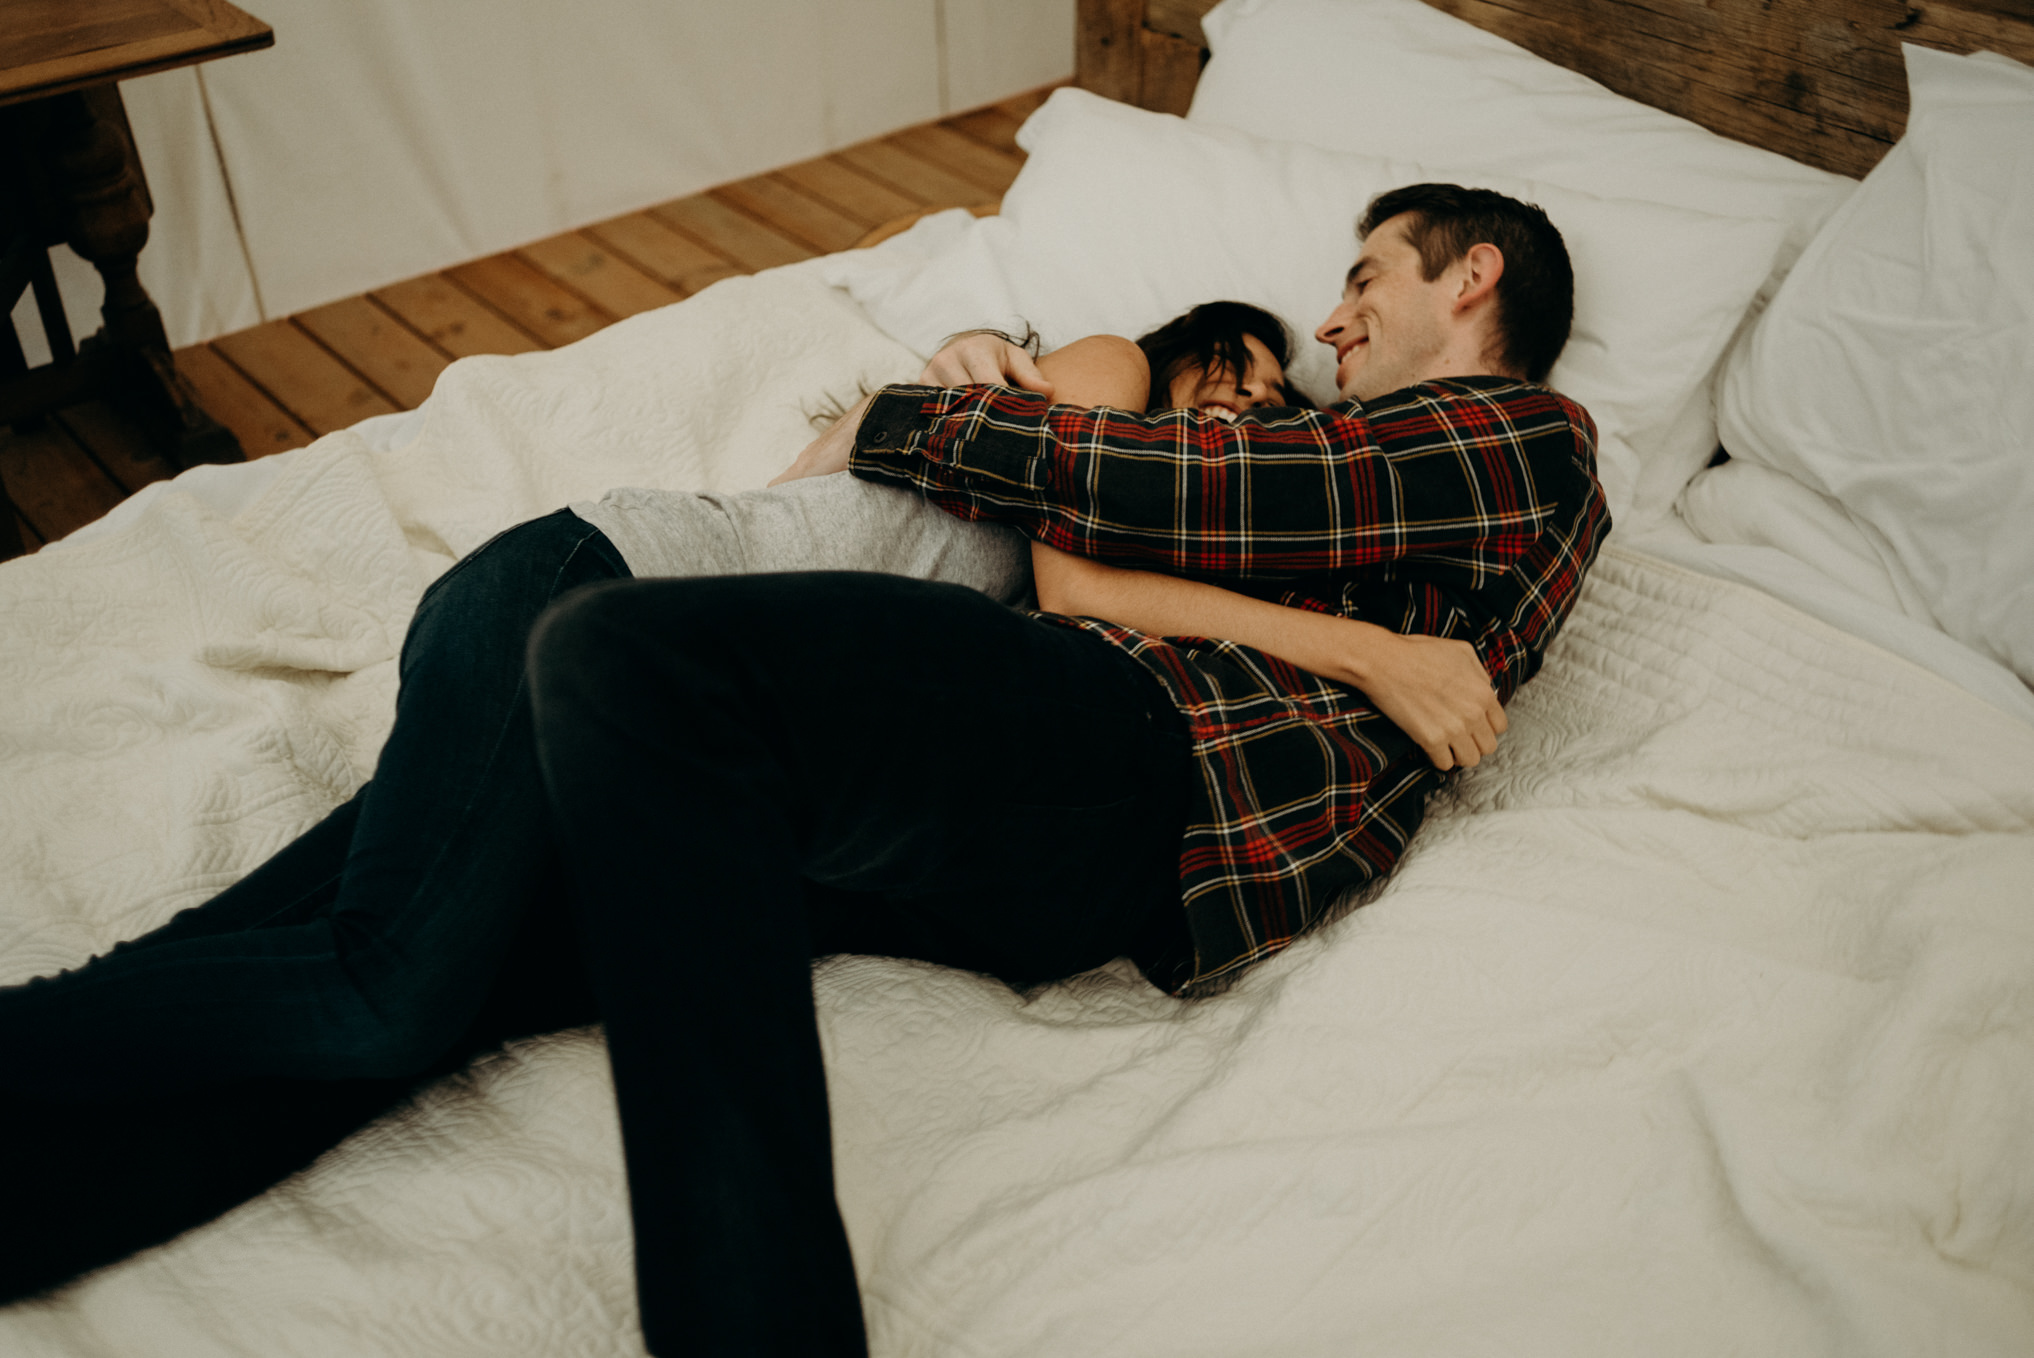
[{"xmin": 1358, "ymin": 184, "xmax": 1575, "ymax": 384}]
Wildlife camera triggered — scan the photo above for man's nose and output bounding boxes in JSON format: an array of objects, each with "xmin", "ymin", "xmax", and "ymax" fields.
[{"xmin": 1314, "ymin": 306, "xmax": 1349, "ymax": 346}]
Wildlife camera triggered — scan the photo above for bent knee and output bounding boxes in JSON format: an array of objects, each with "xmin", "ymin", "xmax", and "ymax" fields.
[{"xmin": 526, "ymin": 579, "xmax": 650, "ymax": 675}]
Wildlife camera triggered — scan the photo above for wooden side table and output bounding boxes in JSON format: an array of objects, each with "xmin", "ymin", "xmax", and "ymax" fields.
[{"xmin": 1, "ymin": 0, "xmax": 273, "ymax": 554}]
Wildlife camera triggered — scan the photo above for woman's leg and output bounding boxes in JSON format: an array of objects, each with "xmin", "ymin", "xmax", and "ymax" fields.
[
  {"xmin": 528, "ymin": 572, "xmax": 1190, "ymax": 1357},
  {"xmin": 0, "ymin": 509, "xmax": 629, "ymax": 1101}
]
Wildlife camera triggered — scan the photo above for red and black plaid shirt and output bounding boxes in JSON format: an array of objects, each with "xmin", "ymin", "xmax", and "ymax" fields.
[{"xmin": 851, "ymin": 376, "xmax": 1607, "ymax": 994}]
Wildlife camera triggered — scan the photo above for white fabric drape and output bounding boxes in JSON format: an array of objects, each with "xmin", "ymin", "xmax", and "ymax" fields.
[{"xmin": 10, "ymin": 0, "xmax": 1073, "ymax": 357}]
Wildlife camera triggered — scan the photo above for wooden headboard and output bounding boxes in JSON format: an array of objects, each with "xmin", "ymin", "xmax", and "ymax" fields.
[{"xmin": 1076, "ymin": 0, "xmax": 2034, "ymax": 179}]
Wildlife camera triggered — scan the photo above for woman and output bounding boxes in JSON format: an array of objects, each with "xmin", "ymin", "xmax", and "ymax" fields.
[
  {"xmin": 0, "ymin": 302, "xmax": 1310, "ymax": 1311},
  {"xmin": 1129, "ymin": 297, "xmax": 1303, "ymax": 417}
]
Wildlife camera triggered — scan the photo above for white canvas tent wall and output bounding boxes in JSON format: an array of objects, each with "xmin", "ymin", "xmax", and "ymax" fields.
[{"xmin": 10, "ymin": 0, "xmax": 1074, "ymax": 360}]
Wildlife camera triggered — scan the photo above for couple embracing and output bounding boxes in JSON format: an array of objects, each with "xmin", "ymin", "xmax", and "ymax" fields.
[{"xmin": 1, "ymin": 182, "xmax": 1607, "ymax": 1356}]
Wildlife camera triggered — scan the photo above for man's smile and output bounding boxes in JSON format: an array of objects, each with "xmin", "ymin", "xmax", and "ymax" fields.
[{"xmin": 1334, "ymin": 334, "xmax": 1369, "ymax": 389}]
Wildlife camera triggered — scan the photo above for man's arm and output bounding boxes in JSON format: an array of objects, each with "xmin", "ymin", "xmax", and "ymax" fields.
[
  {"xmin": 849, "ymin": 381, "xmax": 1577, "ymax": 587},
  {"xmin": 771, "ymin": 332, "xmax": 1059, "ymax": 488},
  {"xmin": 772, "ymin": 333, "xmax": 1533, "ymax": 767}
]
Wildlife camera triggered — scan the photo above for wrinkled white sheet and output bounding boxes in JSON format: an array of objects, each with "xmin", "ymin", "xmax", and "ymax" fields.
[
  {"xmin": 4, "ymin": 269, "xmax": 2032, "ymax": 1357},
  {"xmin": 1, "ymin": 265, "xmax": 918, "ymax": 977}
]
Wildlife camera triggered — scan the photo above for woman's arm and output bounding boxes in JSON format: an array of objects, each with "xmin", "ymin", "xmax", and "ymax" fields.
[
  {"xmin": 768, "ymin": 330, "xmax": 1503, "ymax": 767},
  {"xmin": 1025, "ymin": 339, "xmax": 1502, "ymax": 770},
  {"xmin": 1031, "ymin": 543, "xmax": 1505, "ymax": 770}
]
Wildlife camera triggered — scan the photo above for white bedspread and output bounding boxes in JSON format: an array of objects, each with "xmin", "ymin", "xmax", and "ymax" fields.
[{"xmin": 4, "ymin": 268, "xmax": 2031, "ymax": 1357}]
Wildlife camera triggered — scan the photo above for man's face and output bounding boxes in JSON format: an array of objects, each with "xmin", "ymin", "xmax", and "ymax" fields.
[{"xmin": 1313, "ymin": 214, "xmax": 1457, "ymax": 402}]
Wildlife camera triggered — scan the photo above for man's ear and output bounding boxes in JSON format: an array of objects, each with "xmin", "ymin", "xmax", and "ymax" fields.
[{"xmin": 1452, "ymin": 243, "xmax": 1505, "ymax": 313}]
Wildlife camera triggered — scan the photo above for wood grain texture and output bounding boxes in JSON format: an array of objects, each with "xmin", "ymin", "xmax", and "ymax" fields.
[
  {"xmin": 712, "ymin": 177, "xmax": 867, "ymax": 254},
  {"xmin": 1425, "ymin": 0, "xmax": 2034, "ymax": 175},
  {"xmin": 888, "ymin": 124, "xmax": 1027, "ymax": 194},
  {"xmin": 1146, "ymin": 0, "xmax": 1213, "ymax": 46},
  {"xmin": 1137, "ymin": 25, "xmax": 1203, "ymax": 116},
  {"xmin": 158, "ymin": 0, "xmax": 273, "ymax": 43},
  {"xmin": 834, "ymin": 140, "xmax": 994, "ymax": 208},
  {"xmin": 650, "ymin": 194, "xmax": 814, "ymax": 272},
  {"xmin": 445, "ymin": 253, "xmax": 611, "ymax": 349},
  {"xmin": 0, "ymin": 418, "xmax": 126, "ymax": 542},
  {"xmin": 1084, "ymin": 0, "xmax": 2034, "ymax": 179},
  {"xmin": 173, "ymin": 342, "xmax": 314, "ymax": 458},
  {"xmin": 1078, "ymin": 0, "xmax": 1147, "ymax": 105},
  {"xmin": 211, "ymin": 320, "xmax": 397, "ymax": 435},
  {"xmin": 945, "ymin": 105, "xmax": 1026, "ymax": 155},
  {"xmin": 997, "ymin": 86, "xmax": 1061, "ymax": 121},
  {"xmin": 0, "ymin": 0, "xmax": 272, "ymax": 106},
  {"xmin": 294, "ymin": 295, "xmax": 450, "ymax": 409},
  {"xmin": 852, "ymin": 200, "xmax": 1002, "ymax": 251},
  {"xmin": 52, "ymin": 401, "xmax": 175, "ymax": 495},
  {"xmin": 518, "ymin": 231, "xmax": 685, "ymax": 320},
  {"xmin": 370, "ymin": 275, "xmax": 544, "ymax": 359},
  {"xmin": 2, "ymin": 0, "xmax": 195, "ymax": 69},
  {"xmin": 774, "ymin": 157, "xmax": 922, "ymax": 226},
  {"xmin": 581, "ymin": 214, "xmax": 742, "ymax": 295}
]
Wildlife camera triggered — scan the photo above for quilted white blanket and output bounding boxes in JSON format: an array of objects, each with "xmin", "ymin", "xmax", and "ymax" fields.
[{"xmin": 3, "ymin": 267, "xmax": 2031, "ymax": 1357}]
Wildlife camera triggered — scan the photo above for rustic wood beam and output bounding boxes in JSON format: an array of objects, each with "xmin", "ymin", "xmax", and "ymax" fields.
[
  {"xmin": 1078, "ymin": 0, "xmax": 1148, "ymax": 105},
  {"xmin": 1075, "ymin": 0, "xmax": 2034, "ymax": 179},
  {"xmin": 1138, "ymin": 26, "xmax": 1205, "ymax": 115}
]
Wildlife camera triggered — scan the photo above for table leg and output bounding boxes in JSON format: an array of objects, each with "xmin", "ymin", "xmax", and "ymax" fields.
[{"xmin": 42, "ymin": 85, "xmax": 241, "ymax": 467}]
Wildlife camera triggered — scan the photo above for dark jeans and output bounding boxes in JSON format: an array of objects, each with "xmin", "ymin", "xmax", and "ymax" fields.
[
  {"xmin": 0, "ymin": 508, "xmax": 629, "ymax": 1098},
  {"xmin": 0, "ymin": 516, "xmax": 1191, "ymax": 1357},
  {"xmin": 0, "ymin": 509, "xmax": 628, "ymax": 1302},
  {"xmin": 527, "ymin": 572, "xmax": 1191, "ymax": 1358}
]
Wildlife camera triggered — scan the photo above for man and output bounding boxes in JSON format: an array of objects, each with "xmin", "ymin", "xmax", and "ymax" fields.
[{"xmin": 527, "ymin": 183, "xmax": 1610, "ymax": 1355}]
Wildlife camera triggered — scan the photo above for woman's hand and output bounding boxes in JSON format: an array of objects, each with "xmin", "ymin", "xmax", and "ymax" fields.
[
  {"xmin": 768, "ymin": 393, "xmax": 875, "ymax": 487},
  {"xmin": 918, "ymin": 332, "xmax": 1056, "ymax": 397},
  {"xmin": 1031, "ymin": 541, "xmax": 1505, "ymax": 771},
  {"xmin": 769, "ymin": 331, "xmax": 1060, "ymax": 487},
  {"xmin": 1340, "ymin": 630, "xmax": 1506, "ymax": 772}
]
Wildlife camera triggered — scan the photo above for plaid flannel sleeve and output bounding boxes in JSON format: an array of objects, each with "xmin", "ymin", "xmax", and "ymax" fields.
[{"xmin": 848, "ymin": 382, "xmax": 1569, "ymax": 588}]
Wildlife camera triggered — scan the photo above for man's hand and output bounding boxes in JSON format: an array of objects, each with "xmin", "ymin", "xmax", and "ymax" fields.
[
  {"xmin": 1352, "ymin": 631, "xmax": 1507, "ymax": 771},
  {"xmin": 769, "ymin": 393, "xmax": 874, "ymax": 487},
  {"xmin": 918, "ymin": 331, "xmax": 1055, "ymax": 397}
]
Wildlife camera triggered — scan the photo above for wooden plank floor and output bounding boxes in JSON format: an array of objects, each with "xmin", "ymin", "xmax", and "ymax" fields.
[{"xmin": 1, "ymin": 86, "xmax": 1048, "ymax": 560}]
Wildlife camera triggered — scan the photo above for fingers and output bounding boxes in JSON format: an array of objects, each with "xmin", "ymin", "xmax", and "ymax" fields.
[
  {"xmin": 1449, "ymin": 705, "xmax": 1505, "ymax": 770},
  {"xmin": 1005, "ymin": 347, "xmax": 1055, "ymax": 398},
  {"xmin": 949, "ymin": 350, "xmax": 1007, "ymax": 386},
  {"xmin": 1422, "ymin": 697, "xmax": 1505, "ymax": 772},
  {"xmin": 1366, "ymin": 631, "xmax": 1507, "ymax": 773},
  {"xmin": 918, "ymin": 335, "xmax": 1056, "ymax": 398},
  {"xmin": 918, "ymin": 334, "xmax": 1003, "ymax": 386}
]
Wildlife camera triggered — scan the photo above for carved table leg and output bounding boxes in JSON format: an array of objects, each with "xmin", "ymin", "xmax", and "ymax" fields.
[{"xmin": 42, "ymin": 85, "xmax": 242, "ymax": 467}]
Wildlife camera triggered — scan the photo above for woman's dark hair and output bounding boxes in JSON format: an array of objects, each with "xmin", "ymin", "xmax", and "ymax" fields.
[
  {"xmin": 1356, "ymin": 183, "xmax": 1574, "ymax": 384},
  {"xmin": 1134, "ymin": 301, "xmax": 1305, "ymax": 412}
]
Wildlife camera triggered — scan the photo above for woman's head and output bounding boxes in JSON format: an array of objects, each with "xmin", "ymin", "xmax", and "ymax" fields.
[{"xmin": 1136, "ymin": 301, "xmax": 1304, "ymax": 419}]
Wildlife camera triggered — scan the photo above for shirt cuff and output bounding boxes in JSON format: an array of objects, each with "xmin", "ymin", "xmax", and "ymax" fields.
[{"xmin": 849, "ymin": 385, "xmax": 945, "ymax": 478}]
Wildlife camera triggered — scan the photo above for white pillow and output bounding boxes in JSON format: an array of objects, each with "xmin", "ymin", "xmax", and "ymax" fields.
[
  {"xmin": 1679, "ymin": 460, "xmax": 1938, "ymax": 623},
  {"xmin": 1715, "ymin": 45, "xmax": 2034, "ymax": 687},
  {"xmin": 822, "ymin": 88, "xmax": 1788, "ymax": 530},
  {"xmin": 1185, "ymin": 0, "xmax": 1855, "ymax": 524}
]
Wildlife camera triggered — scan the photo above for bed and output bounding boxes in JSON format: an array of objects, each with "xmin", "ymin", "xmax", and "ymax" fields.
[{"xmin": 4, "ymin": 0, "xmax": 2032, "ymax": 1353}]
